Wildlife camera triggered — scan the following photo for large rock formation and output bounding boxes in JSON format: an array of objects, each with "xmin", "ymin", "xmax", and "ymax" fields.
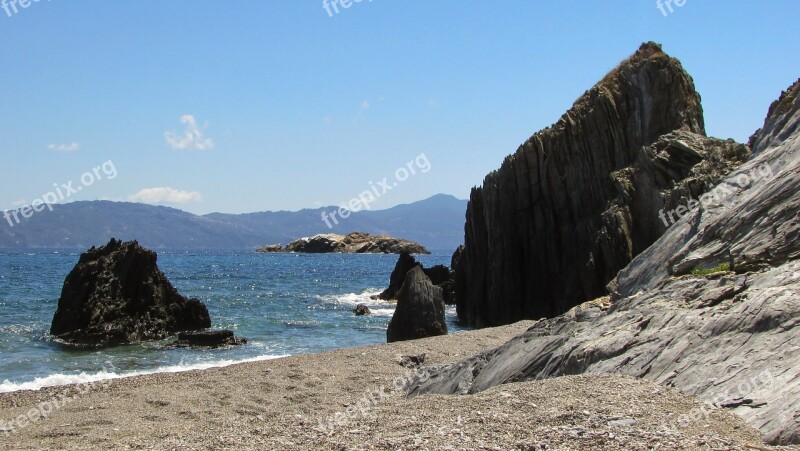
[
  {"xmin": 50, "ymin": 239, "xmax": 211, "ymax": 346},
  {"xmin": 378, "ymin": 252, "xmax": 456, "ymax": 304},
  {"xmin": 455, "ymin": 42, "xmax": 755, "ymax": 327},
  {"xmin": 408, "ymin": 80, "xmax": 800, "ymax": 445},
  {"xmin": 280, "ymin": 232, "xmax": 429, "ymax": 254},
  {"xmin": 387, "ymin": 266, "xmax": 448, "ymax": 343}
]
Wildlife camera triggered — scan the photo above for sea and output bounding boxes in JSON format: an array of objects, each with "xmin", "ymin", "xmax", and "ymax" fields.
[{"xmin": 0, "ymin": 250, "xmax": 464, "ymax": 393}]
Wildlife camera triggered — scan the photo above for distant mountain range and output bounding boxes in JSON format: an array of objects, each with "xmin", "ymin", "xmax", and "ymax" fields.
[{"xmin": 0, "ymin": 194, "xmax": 467, "ymax": 251}]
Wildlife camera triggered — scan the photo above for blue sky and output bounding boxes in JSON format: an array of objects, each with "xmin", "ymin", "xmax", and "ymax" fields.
[{"xmin": 1, "ymin": 0, "xmax": 797, "ymax": 215}]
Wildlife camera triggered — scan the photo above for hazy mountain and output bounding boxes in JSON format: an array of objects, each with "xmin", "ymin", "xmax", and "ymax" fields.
[{"xmin": 0, "ymin": 194, "xmax": 466, "ymax": 251}]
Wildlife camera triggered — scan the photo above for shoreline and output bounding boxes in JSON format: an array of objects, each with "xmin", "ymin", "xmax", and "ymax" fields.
[{"xmin": 0, "ymin": 321, "xmax": 772, "ymax": 449}]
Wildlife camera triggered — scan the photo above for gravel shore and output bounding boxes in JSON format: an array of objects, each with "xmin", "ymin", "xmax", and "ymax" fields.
[{"xmin": 0, "ymin": 321, "xmax": 784, "ymax": 450}]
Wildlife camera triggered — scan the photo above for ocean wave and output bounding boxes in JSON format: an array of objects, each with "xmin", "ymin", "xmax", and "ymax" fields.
[
  {"xmin": 284, "ymin": 320, "xmax": 322, "ymax": 328},
  {"xmin": 368, "ymin": 308, "xmax": 395, "ymax": 317},
  {"xmin": 316, "ymin": 290, "xmax": 396, "ymax": 309},
  {"xmin": 0, "ymin": 354, "xmax": 288, "ymax": 393}
]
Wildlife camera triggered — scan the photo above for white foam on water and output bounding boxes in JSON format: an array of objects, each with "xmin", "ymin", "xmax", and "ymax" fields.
[
  {"xmin": 0, "ymin": 354, "xmax": 288, "ymax": 393},
  {"xmin": 317, "ymin": 289, "xmax": 396, "ymax": 310},
  {"xmin": 368, "ymin": 308, "xmax": 396, "ymax": 317},
  {"xmin": 316, "ymin": 290, "xmax": 398, "ymax": 316}
]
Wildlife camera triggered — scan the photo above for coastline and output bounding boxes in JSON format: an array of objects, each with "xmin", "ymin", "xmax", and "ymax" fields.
[{"xmin": 0, "ymin": 321, "xmax": 770, "ymax": 450}]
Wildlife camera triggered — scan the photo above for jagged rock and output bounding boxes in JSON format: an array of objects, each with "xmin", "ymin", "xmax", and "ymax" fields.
[
  {"xmin": 256, "ymin": 244, "xmax": 282, "ymax": 253},
  {"xmin": 283, "ymin": 232, "xmax": 429, "ymax": 254},
  {"xmin": 50, "ymin": 239, "xmax": 211, "ymax": 346},
  {"xmin": 407, "ymin": 80, "xmax": 800, "ymax": 445},
  {"xmin": 378, "ymin": 253, "xmax": 457, "ymax": 304},
  {"xmin": 610, "ymin": 78, "xmax": 800, "ymax": 298},
  {"xmin": 353, "ymin": 304, "xmax": 371, "ymax": 316},
  {"xmin": 174, "ymin": 330, "xmax": 247, "ymax": 348},
  {"xmin": 455, "ymin": 42, "xmax": 753, "ymax": 327},
  {"xmin": 387, "ymin": 267, "xmax": 447, "ymax": 343},
  {"xmin": 602, "ymin": 130, "xmax": 750, "ymax": 260},
  {"xmin": 378, "ymin": 252, "xmax": 421, "ymax": 300}
]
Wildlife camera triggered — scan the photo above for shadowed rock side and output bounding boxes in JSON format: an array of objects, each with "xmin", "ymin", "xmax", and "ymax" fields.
[
  {"xmin": 457, "ymin": 42, "xmax": 712, "ymax": 327},
  {"xmin": 387, "ymin": 266, "xmax": 448, "ymax": 343},
  {"xmin": 50, "ymin": 239, "xmax": 211, "ymax": 346},
  {"xmin": 408, "ymin": 80, "xmax": 800, "ymax": 445},
  {"xmin": 276, "ymin": 232, "xmax": 429, "ymax": 254}
]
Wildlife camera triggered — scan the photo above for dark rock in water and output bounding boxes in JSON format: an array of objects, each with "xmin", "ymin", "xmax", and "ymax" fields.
[
  {"xmin": 378, "ymin": 252, "xmax": 421, "ymax": 300},
  {"xmin": 437, "ymin": 276, "xmax": 456, "ymax": 306},
  {"xmin": 455, "ymin": 42, "xmax": 752, "ymax": 327},
  {"xmin": 256, "ymin": 244, "xmax": 282, "ymax": 253},
  {"xmin": 50, "ymin": 239, "xmax": 211, "ymax": 346},
  {"xmin": 283, "ymin": 232, "xmax": 429, "ymax": 254},
  {"xmin": 423, "ymin": 265, "xmax": 456, "ymax": 305},
  {"xmin": 387, "ymin": 267, "xmax": 447, "ymax": 343},
  {"xmin": 423, "ymin": 265, "xmax": 450, "ymax": 285},
  {"xmin": 174, "ymin": 330, "xmax": 246, "ymax": 348},
  {"xmin": 353, "ymin": 304, "xmax": 372, "ymax": 316},
  {"xmin": 408, "ymin": 80, "xmax": 800, "ymax": 446},
  {"xmin": 378, "ymin": 253, "xmax": 456, "ymax": 304}
]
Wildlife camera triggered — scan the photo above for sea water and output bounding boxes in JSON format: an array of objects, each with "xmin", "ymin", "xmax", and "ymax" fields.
[{"xmin": 0, "ymin": 250, "xmax": 464, "ymax": 392}]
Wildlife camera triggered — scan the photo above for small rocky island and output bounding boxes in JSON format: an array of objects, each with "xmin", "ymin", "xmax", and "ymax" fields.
[
  {"xmin": 50, "ymin": 238, "xmax": 245, "ymax": 347},
  {"xmin": 257, "ymin": 232, "xmax": 430, "ymax": 254}
]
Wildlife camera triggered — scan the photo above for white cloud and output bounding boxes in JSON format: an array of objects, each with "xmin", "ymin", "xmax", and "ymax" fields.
[
  {"xmin": 357, "ymin": 101, "xmax": 371, "ymax": 119},
  {"xmin": 164, "ymin": 115, "xmax": 214, "ymax": 151},
  {"xmin": 11, "ymin": 199, "xmax": 26, "ymax": 207},
  {"xmin": 48, "ymin": 142, "xmax": 80, "ymax": 152},
  {"xmin": 128, "ymin": 187, "xmax": 203, "ymax": 204}
]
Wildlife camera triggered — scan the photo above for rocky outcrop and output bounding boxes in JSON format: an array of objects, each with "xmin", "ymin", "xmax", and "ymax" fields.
[
  {"xmin": 173, "ymin": 330, "xmax": 247, "ymax": 348},
  {"xmin": 387, "ymin": 266, "xmax": 448, "ymax": 343},
  {"xmin": 378, "ymin": 252, "xmax": 421, "ymax": 300},
  {"xmin": 282, "ymin": 232, "xmax": 429, "ymax": 254},
  {"xmin": 454, "ymin": 42, "xmax": 758, "ymax": 327},
  {"xmin": 378, "ymin": 252, "xmax": 456, "ymax": 304},
  {"xmin": 353, "ymin": 304, "xmax": 371, "ymax": 316},
  {"xmin": 50, "ymin": 239, "xmax": 211, "ymax": 346},
  {"xmin": 256, "ymin": 244, "xmax": 282, "ymax": 253},
  {"xmin": 407, "ymin": 80, "xmax": 800, "ymax": 445}
]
